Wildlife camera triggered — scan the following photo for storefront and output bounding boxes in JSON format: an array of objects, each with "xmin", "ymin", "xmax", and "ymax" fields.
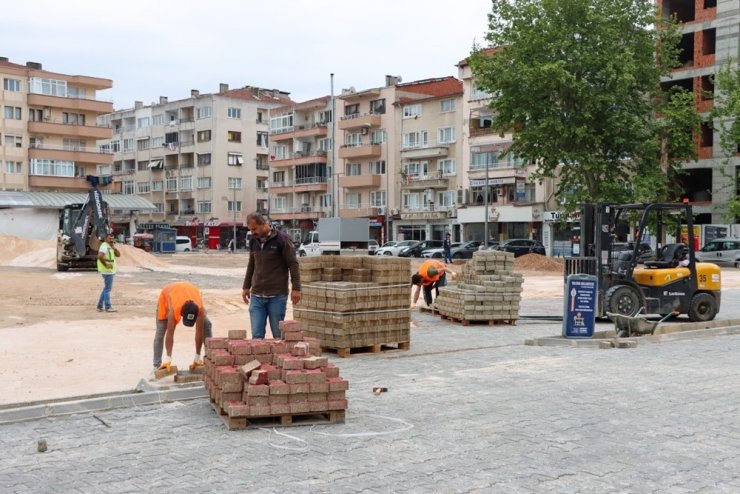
[{"xmin": 457, "ymin": 203, "xmax": 544, "ymax": 243}]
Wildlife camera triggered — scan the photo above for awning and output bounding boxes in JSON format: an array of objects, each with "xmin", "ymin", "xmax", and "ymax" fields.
[
  {"xmin": 0, "ymin": 191, "xmax": 157, "ymax": 211},
  {"xmin": 148, "ymin": 159, "xmax": 163, "ymax": 169},
  {"xmin": 469, "ymin": 177, "xmax": 516, "ymax": 186}
]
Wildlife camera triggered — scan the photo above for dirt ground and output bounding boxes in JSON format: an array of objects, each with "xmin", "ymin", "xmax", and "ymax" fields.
[{"xmin": 2, "ymin": 236, "xmax": 734, "ymax": 406}]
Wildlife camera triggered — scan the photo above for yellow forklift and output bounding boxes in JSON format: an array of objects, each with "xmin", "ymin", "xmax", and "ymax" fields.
[{"xmin": 565, "ymin": 203, "xmax": 721, "ymax": 322}]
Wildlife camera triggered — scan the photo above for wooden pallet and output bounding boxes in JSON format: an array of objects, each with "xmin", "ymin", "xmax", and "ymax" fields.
[
  {"xmin": 210, "ymin": 401, "xmax": 345, "ymax": 430},
  {"xmin": 321, "ymin": 341, "xmax": 410, "ymax": 358},
  {"xmin": 440, "ymin": 314, "xmax": 517, "ymax": 326}
]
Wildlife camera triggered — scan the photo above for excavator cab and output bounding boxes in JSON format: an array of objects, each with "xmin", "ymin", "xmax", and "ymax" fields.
[
  {"xmin": 56, "ymin": 183, "xmax": 111, "ymax": 271},
  {"xmin": 565, "ymin": 203, "xmax": 721, "ymax": 322}
]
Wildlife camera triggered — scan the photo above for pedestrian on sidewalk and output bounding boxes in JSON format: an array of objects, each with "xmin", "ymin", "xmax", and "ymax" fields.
[
  {"xmin": 242, "ymin": 213, "xmax": 301, "ymax": 339},
  {"xmin": 153, "ymin": 281, "xmax": 213, "ymax": 372},
  {"xmin": 411, "ymin": 259, "xmax": 456, "ymax": 308},
  {"xmin": 443, "ymin": 232, "xmax": 452, "ymax": 264},
  {"xmin": 96, "ymin": 232, "xmax": 120, "ymax": 312}
]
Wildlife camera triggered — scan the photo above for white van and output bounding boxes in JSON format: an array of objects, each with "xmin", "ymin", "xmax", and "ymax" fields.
[{"xmin": 175, "ymin": 236, "xmax": 193, "ymax": 252}]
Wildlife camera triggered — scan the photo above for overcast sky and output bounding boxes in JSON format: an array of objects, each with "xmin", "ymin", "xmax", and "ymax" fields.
[{"xmin": 3, "ymin": 0, "xmax": 492, "ymax": 110}]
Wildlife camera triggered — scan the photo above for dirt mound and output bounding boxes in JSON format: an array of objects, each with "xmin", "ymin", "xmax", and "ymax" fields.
[
  {"xmin": 514, "ymin": 253, "xmax": 564, "ymax": 273},
  {"xmin": 0, "ymin": 234, "xmax": 170, "ymax": 271}
]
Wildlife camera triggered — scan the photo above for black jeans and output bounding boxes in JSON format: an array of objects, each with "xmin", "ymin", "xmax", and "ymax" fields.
[{"xmin": 422, "ymin": 273, "xmax": 447, "ymax": 306}]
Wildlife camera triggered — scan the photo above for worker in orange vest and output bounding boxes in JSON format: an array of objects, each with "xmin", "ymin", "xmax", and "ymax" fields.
[{"xmin": 411, "ymin": 259, "xmax": 457, "ymax": 307}]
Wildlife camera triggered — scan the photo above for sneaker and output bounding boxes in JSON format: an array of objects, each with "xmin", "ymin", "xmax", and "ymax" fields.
[
  {"xmin": 105, "ymin": 307, "xmax": 118, "ymax": 312},
  {"xmin": 97, "ymin": 307, "xmax": 104, "ymax": 312}
]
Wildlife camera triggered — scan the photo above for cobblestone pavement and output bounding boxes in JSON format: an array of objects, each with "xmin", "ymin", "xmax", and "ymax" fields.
[{"xmin": 2, "ymin": 295, "xmax": 740, "ymax": 493}]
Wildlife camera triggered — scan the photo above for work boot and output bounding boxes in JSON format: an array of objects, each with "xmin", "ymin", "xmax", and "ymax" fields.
[{"xmin": 189, "ymin": 359, "xmax": 205, "ymax": 372}]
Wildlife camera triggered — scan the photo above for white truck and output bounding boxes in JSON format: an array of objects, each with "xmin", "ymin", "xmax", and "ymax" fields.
[{"xmin": 298, "ymin": 218, "xmax": 370, "ymax": 256}]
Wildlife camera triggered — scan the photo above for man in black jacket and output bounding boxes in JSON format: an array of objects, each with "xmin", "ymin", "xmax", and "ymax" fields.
[{"xmin": 241, "ymin": 213, "xmax": 301, "ymax": 339}]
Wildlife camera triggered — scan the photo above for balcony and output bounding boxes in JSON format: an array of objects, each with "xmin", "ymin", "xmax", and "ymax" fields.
[
  {"xmin": 339, "ymin": 174, "xmax": 382, "ymax": 189},
  {"xmin": 337, "ymin": 113, "xmax": 382, "ymax": 131},
  {"xmin": 28, "ymin": 120, "xmax": 112, "ymax": 140},
  {"xmin": 270, "ymin": 151, "xmax": 328, "ymax": 168},
  {"xmin": 270, "ymin": 122, "xmax": 328, "ymax": 141},
  {"xmin": 270, "ymin": 177, "xmax": 329, "ymax": 194},
  {"xmin": 29, "ymin": 143, "xmax": 113, "ymax": 164},
  {"xmin": 339, "ymin": 206, "xmax": 381, "ymax": 218},
  {"xmin": 27, "ymin": 93, "xmax": 113, "ymax": 114},
  {"xmin": 29, "ymin": 174, "xmax": 118, "ymax": 192},
  {"xmin": 400, "ymin": 141, "xmax": 450, "ymax": 160},
  {"xmin": 269, "ymin": 206, "xmax": 327, "ymax": 221},
  {"xmin": 399, "ymin": 207, "xmax": 449, "ymax": 221},
  {"xmin": 338, "ymin": 143, "xmax": 381, "ymax": 159},
  {"xmin": 401, "ymin": 174, "xmax": 452, "ymax": 190}
]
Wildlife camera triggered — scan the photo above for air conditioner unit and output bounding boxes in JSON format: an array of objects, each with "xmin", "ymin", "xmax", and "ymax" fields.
[
  {"xmin": 391, "ymin": 208, "xmax": 400, "ymax": 215},
  {"xmin": 377, "ymin": 207, "xmax": 385, "ymax": 215},
  {"xmin": 447, "ymin": 207, "xmax": 457, "ymax": 218},
  {"xmin": 360, "ymin": 127, "xmax": 369, "ymax": 135}
]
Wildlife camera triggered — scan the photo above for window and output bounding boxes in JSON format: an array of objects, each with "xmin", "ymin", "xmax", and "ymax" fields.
[
  {"xmin": 153, "ymin": 203, "xmax": 164, "ymax": 213},
  {"xmin": 319, "ymin": 194, "xmax": 332, "ymax": 208},
  {"xmin": 318, "ymin": 138, "xmax": 333, "ymax": 152},
  {"xmin": 4, "ymin": 106, "xmax": 21, "ymax": 120},
  {"xmin": 370, "ymin": 160, "xmax": 386, "ymax": 175},
  {"xmin": 403, "ymin": 193, "xmax": 421, "ymax": 209},
  {"xmin": 29, "ymin": 109, "xmax": 43, "ymax": 122},
  {"xmin": 198, "ymin": 201, "xmax": 212, "ymax": 213},
  {"xmin": 440, "ymin": 99, "xmax": 455, "ymax": 112},
  {"xmin": 439, "ymin": 159, "xmax": 456, "ymax": 175},
  {"xmin": 471, "ymin": 82, "xmax": 492, "ymax": 100},
  {"xmin": 152, "ymin": 180, "xmax": 163, "ymax": 191},
  {"xmin": 344, "ymin": 103, "xmax": 359, "ymax": 116},
  {"xmin": 227, "ymin": 153, "xmax": 244, "ymax": 166},
  {"xmin": 272, "ymin": 197, "xmax": 286, "ymax": 210},
  {"xmin": 197, "ymin": 177, "xmax": 212, "ymax": 189},
  {"xmin": 5, "ymin": 135, "xmax": 22, "ymax": 148},
  {"xmin": 227, "ymin": 107, "xmax": 241, "ymax": 119},
  {"xmin": 228, "ymin": 177, "xmax": 242, "ymax": 189},
  {"xmin": 371, "ymin": 191, "xmax": 386, "ymax": 207},
  {"xmin": 137, "ymin": 117, "xmax": 150, "ymax": 129},
  {"xmin": 5, "ymin": 161, "xmax": 22, "ymax": 174},
  {"xmin": 197, "ymin": 130, "xmax": 211, "ymax": 142},
  {"xmin": 403, "ymin": 104, "xmax": 421, "ymax": 118},
  {"xmin": 61, "ymin": 112, "xmax": 85, "ymax": 125},
  {"xmin": 137, "ymin": 138, "xmax": 150, "ymax": 151},
  {"xmin": 122, "ymin": 180, "xmax": 135, "ymax": 195},
  {"xmin": 165, "ymin": 132, "xmax": 178, "ymax": 144},
  {"xmin": 256, "ymin": 131, "xmax": 268, "ymax": 147},
  {"xmin": 30, "ymin": 159, "xmax": 74, "ymax": 177},
  {"xmin": 404, "ymin": 161, "xmax": 429, "ymax": 177},
  {"xmin": 151, "ymin": 137, "xmax": 164, "ymax": 148},
  {"xmin": 228, "ymin": 201, "xmax": 242, "ymax": 212},
  {"xmin": 318, "ymin": 110, "xmax": 332, "ymax": 124},
  {"xmin": 371, "ymin": 130, "xmax": 386, "ymax": 145},
  {"xmin": 269, "ymin": 114, "xmax": 293, "ymax": 132},
  {"xmin": 438, "ymin": 127, "xmax": 456, "ymax": 144},
  {"xmin": 227, "ymin": 131, "xmax": 241, "ymax": 143},
  {"xmin": 197, "ymin": 153, "xmax": 211, "ymax": 166},
  {"xmin": 137, "ymin": 160, "xmax": 149, "ymax": 171},
  {"xmin": 3, "ymin": 78, "xmax": 20, "ymax": 92},
  {"xmin": 345, "ymin": 163, "xmax": 362, "ymax": 176},
  {"xmin": 256, "ymin": 178, "xmax": 266, "ymax": 190},
  {"xmin": 197, "ymin": 106, "xmax": 212, "ymax": 119},
  {"xmin": 438, "ymin": 191, "xmax": 455, "ymax": 207},
  {"xmin": 403, "ymin": 131, "xmax": 428, "ymax": 149},
  {"xmin": 28, "ymin": 77, "xmax": 67, "ymax": 97},
  {"xmin": 272, "ymin": 171, "xmax": 286, "ymax": 186},
  {"xmin": 273, "ymin": 145, "xmax": 289, "ymax": 160},
  {"xmin": 255, "ymin": 156, "xmax": 268, "ymax": 170},
  {"xmin": 123, "ymin": 138, "xmax": 134, "ymax": 152},
  {"xmin": 256, "ymin": 111, "xmax": 263, "ymax": 123},
  {"xmin": 180, "ymin": 175, "xmax": 193, "ymax": 191},
  {"xmin": 152, "ymin": 114, "xmax": 164, "ymax": 126},
  {"xmin": 344, "ymin": 192, "xmax": 361, "ymax": 208},
  {"xmin": 137, "ymin": 182, "xmax": 151, "ymax": 193},
  {"xmin": 166, "ymin": 177, "xmax": 177, "ymax": 192},
  {"xmin": 345, "ymin": 133, "xmax": 362, "ymax": 146},
  {"xmin": 370, "ymin": 99, "xmax": 386, "ymax": 114}
]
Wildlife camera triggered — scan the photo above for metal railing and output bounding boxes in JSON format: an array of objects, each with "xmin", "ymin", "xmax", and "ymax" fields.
[{"xmin": 29, "ymin": 143, "xmax": 112, "ymax": 154}]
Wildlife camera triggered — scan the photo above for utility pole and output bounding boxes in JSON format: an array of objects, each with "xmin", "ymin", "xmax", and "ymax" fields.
[{"xmin": 330, "ymin": 73, "xmax": 336, "ymax": 218}]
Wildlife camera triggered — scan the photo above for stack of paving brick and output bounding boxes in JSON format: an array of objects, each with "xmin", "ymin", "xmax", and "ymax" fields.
[
  {"xmin": 202, "ymin": 321, "xmax": 348, "ymax": 428},
  {"xmin": 294, "ymin": 256, "xmax": 411, "ymax": 352},
  {"xmin": 436, "ymin": 250, "xmax": 523, "ymax": 323}
]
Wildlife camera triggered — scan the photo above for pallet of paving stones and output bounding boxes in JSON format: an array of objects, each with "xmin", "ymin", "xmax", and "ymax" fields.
[
  {"xmin": 202, "ymin": 323, "xmax": 348, "ymax": 430},
  {"xmin": 321, "ymin": 341, "xmax": 410, "ymax": 358},
  {"xmin": 211, "ymin": 398, "xmax": 346, "ymax": 430},
  {"xmin": 439, "ymin": 314, "xmax": 517, "ymax": 327}
]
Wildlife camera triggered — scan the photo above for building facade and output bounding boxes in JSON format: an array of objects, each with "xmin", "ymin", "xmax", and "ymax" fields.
[
  {"xmin": 100, "ymin": 85, "xmax": 291, "ymax": 246},
  {"xmin": 0, "ymin": 58, "xmax": 113, "ymax": 193},
  {"xmin": 659, "ymin": 0, "xmax": 740, "ymax": 224}
]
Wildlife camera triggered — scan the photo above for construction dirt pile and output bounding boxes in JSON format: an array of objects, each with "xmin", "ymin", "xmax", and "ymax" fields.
[
  {"xmin": 513, "ymin": 253, "xmax": 564, "ymax": 273},
  {"xmin": 0, "ymin": 234, "xmax": 170, "ymax": 271}
]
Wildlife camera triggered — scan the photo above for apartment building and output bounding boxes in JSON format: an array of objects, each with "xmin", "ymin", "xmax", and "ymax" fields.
[
  {"xmin": 0, "ymin": 58, "xmax": 113, "ymax": 193},
  {"xmin": 101, "ymin": 85, "xmax": 291, "ymax": 247},
  {"xmin": 268, "ymin": 96, "xmax": 333, "ymax": 242},
  {"xmin": 659, "ymin": 0, "xmax": 739, "ymax": 224},
  {"xmin": 457, "ymin": 55, "xmax": 555, "ymax": 248}
]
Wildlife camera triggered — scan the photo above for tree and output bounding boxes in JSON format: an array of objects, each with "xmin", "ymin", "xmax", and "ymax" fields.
[
  {"xmin": 470, "ymin": 0, "xmax": 696, "ymax": 211},
  {"xmin": 709, "ymin": 60, "xmax": 740, "ymax": 219}
]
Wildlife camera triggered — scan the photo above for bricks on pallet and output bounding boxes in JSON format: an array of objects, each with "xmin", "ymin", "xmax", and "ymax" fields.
[
  {"xmin": 240, "ymin": 359, "xmax": 261, "ymax": 378},
  {"xmin": 247, "ymin": 396, "xmax": 269, "ymax": 407},
  {"xmin": 291, "ymin": 342, "xmax": 309, "ymax": 357},
  {"xmin": 212, "ymin": 349, "xmax": 235, "ymax": 366},
  {"xmin": 328, "ymin": 399, "xmax": 348, "ymax": 410},
  {"xmin": 221, "ymin": 381, "xmax": 243, "ymax": 393},
  {"xmin": 246, "ymin": 384, "xmax": 270, "ymax": 396},
  {"xmin": 289, "ymin": 393, "xmax": 308, "ymax": 403},
  {"xmin": 250, "ymin": 340, "xmax": 272, "ymax": 354},
  {"xmin": 305, "ymin": 369, "xmax": 327, "ymax": 383},
  {"xmin": 269, "ymin": 380, "xmax": 290, "ymax": 395},
  {"xmin": 254, "ymin": 354, "xmax": 273, "ymax": 364},
  {"xmin": 303, "ymin": 355, "xmax": 328, "ymax": 369},
  {"xmin": 270, "ymin": 404, "xmax": 291, "ymax": 415},
  {"xmin": 261, "ymin": 363, "xmax": 281, "ymax": 381},
  {"xmin": 290, "ymin": 402, "xmax": 311, "ymax": 414},
  {"xmin": 279, "ymin": 319, "xmax": 303, "ymax": 332},
  {"xmin": 234, "ymin": 355, "xmax": 253, "ymax": 365},
  {"xmin": 268, "ymin": 394, "xmax": 288, "ymax": 404},
  {"xmin": 228, "ymin": 329, "xmax": 247, "ymax": 340},
  {"xmin": 248, "ymin": 370, "xmax": 269, "ymax": 385},
  {"xmin": 328, "ymin": 390, "xmax": 346, "ymax": 401},
  {"xmin": 228, "ymin": 340, "xmax": 252, "ymax": 355},
  {"xmin": 310, "ymin": 401, "xmax": 330, "ymax": 413},
  {"xmin": 289, "ymin": 383, "xmax": 310, "ymax": 394},
  {"xmin": 250, "ymin": 405, "xmax": 272, "ymax": 417},
  {"xmin": 205, "ymin": 337, "xmax": 229, "ymax": 349},
  {"xmin": 281, "ymin": 357, "xmax": 304, "ymax": 370},
  {"xmin": 226, "ymin": 402, "xmax": 249, "ymax": 418},
  {"xmin": 283, "ymin": 369, "xmax": 307, "ymax": 384}
]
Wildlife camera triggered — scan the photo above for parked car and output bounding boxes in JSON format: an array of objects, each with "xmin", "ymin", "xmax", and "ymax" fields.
[
  {"xmin": 368, "ymin": 239, "xmax": 380, "ymax": 255},
  {"xmin": 450, "ymin": 240, "xmax": 497, "ymax": 259},
  {"xmin": 375, "ymin": 240, "xmax": 418, "ymax": 256},
  {"xmin": 422, "ymin": 243, "xmax": 462, "ymax": 259},
  {"xmin": 696, "ymin": 238, "xmax": 740, "ymax": 267},
  {"xmin": 497, "ymin": 239, "xmax": 546, "ymax": 257},
  {"xmin": 175, "ymin": 236, "xmax": 193, "ymax": 253},
  {"xmin": 399, "ymin": 239, "xmax": 443, "ymax": 258}
]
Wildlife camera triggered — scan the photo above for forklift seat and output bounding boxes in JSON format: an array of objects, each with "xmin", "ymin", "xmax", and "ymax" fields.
[{"xmin": 643, "ymin": 243, "xmax": 686, "ymax": 269}]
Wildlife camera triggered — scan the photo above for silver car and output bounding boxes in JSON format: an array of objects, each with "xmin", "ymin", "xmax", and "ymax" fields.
[{"xmin": 696, "ymin": 238, "xmax": 740, "ymax": 267}]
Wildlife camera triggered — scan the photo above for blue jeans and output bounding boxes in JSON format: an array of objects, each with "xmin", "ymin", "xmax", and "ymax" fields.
[
  {"xmin": 444, "ymin": 248, "xmax": 452, "ymax": 263},
  {"xmin": 97, "ymin": 274, "xmax": 114, "ymax": 309},
  {"xmin": 249, "ymin": 294, "xmax": 288, "ymax": 339}
]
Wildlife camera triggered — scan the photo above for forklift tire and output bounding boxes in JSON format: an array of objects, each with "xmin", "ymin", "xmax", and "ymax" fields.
[
  {"xmin": 688, "ymin": 293, "xmax": 717, "ymax": 322},
  {"xmin": 604, "ymin": 285, "xmax": 641, "ymax": 317}
]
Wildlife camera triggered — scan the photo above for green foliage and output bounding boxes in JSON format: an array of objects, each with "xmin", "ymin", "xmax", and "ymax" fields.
[
  {"xmin": 470, "ymin": 0, "xmax": 690, "ymax": 212},
  {"xmin": 709, "ymin": 60, "xmax": 740, "ymax": 220}
]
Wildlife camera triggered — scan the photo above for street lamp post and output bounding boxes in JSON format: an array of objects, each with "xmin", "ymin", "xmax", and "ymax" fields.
[
  {"xmin": 484, "ymin": 156, "xmax": 489, "ymax": 245},
  {"xmin": 232, "ymin": 186, "xmax": 237, "ymax": 252},
  {"xmin": 385, "ymin": 129, "xmax": 390, "ymax": 243}
]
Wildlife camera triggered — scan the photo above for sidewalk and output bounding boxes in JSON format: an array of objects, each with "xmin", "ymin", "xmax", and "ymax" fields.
[{"xmin": 2, "ymin": 309, "xmax": 739, "ymax": 493}]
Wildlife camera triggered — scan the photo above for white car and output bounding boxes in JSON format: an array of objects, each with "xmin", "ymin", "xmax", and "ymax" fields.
[
  {"xmin": 375, "ymin": 240, "xmax": 418, "ymax": 256},
  {"xmin": 175, "ymin": 236, "xmax": 193, "ymax": 252},
  {"xmin": 368, "ymin": 240, "xmax": 380, "ymax": 255}
]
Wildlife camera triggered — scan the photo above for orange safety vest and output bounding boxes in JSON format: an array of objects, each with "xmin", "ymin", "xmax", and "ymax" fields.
[
  {"xmin": 156, "ymin": 281, "xmax": 203, "ymax": 324},
  {"xmin": 418, "ymin": 260, "xmax": 445, "ymax": 286}
]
